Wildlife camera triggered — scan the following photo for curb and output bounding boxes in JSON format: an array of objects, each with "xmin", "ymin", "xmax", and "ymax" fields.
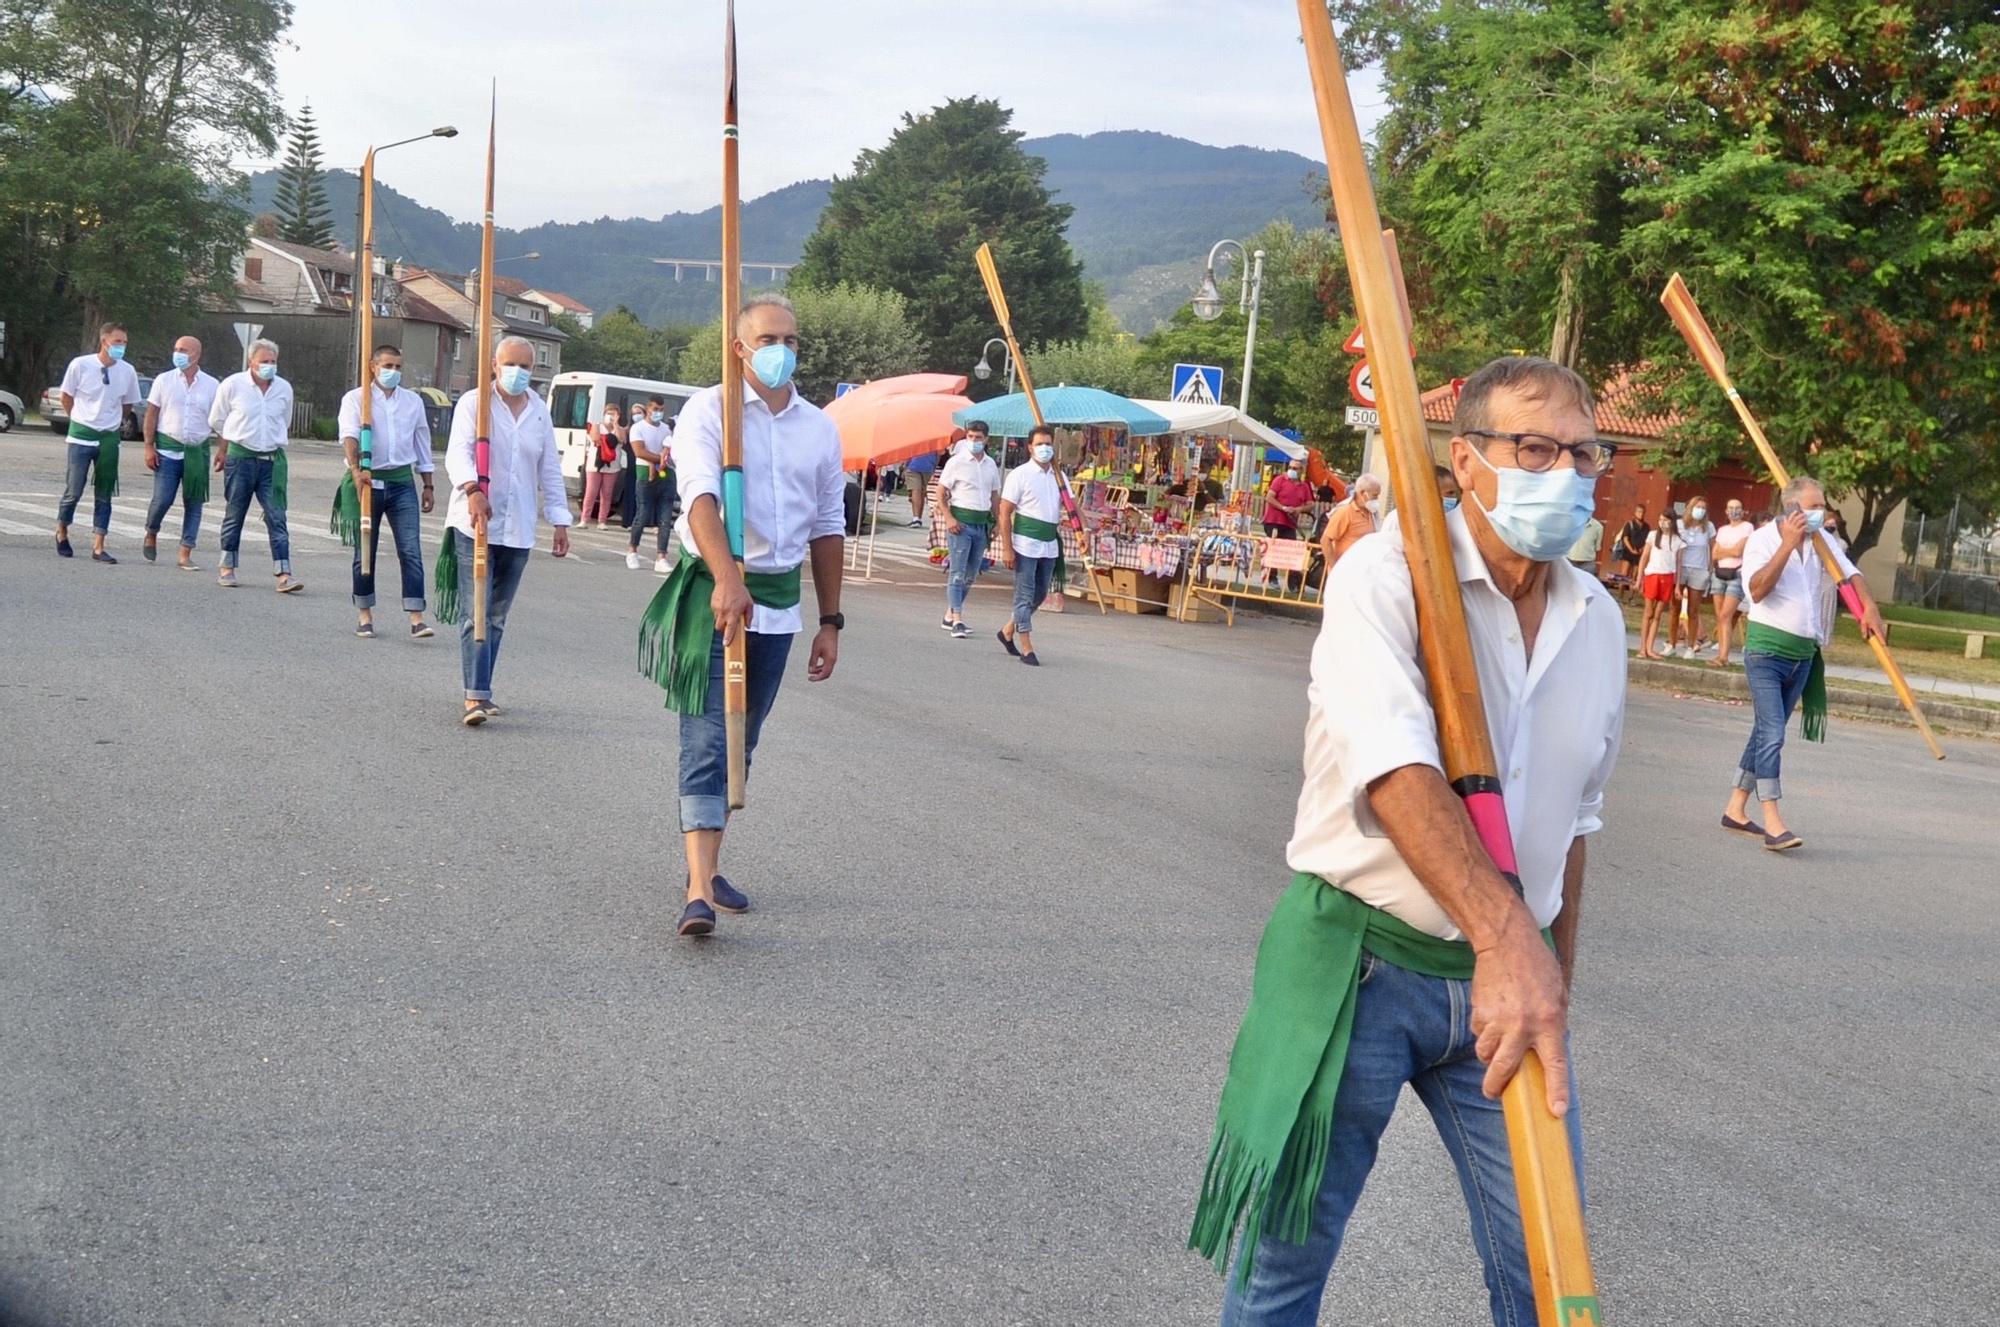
[{"xmin": 1628, "ymin": 659, "xmax": 2000, "ymax": 738}]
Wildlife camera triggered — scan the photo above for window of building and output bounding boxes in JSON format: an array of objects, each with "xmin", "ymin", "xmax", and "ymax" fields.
[
  {"xmin": 535, "ymin": 344, "xmax": 550, "ymax": 366},
  {"xmin": 245, "ymin": 256, "xmax": 263, "ymax": 281}
]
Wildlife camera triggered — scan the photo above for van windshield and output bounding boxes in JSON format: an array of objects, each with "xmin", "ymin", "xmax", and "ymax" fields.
[{"xmin": 549, "ymin": 385, "xmax": 591, "ymax": 429}]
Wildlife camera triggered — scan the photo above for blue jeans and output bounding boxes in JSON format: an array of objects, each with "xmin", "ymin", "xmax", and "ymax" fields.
[
  {"xmin": 351, "ymin": 481, "xmax": 426, "ymax": 611},
  {"xmin": 947, "ymin": 521, "xmax": 989, "ymax": 615},
  {"xmin": 455, "ymin": 531, "xmax": 531, "ymax": 701},
  {"xmin": 56, "ymin": 442, "xmax": 112, "ymax": 534},
  {"xmin": 219, "ymin": 453, "xmax": 291, "ymax": 573},
  {"xmin": 628, "ymin": 472, "xmax": 676, "ymax": 554},
  {"xmin": 677, "ymin": 629, "xmax": 794, "ymax": 831},
  {"xmin": 143, "ymin": 453, "xmax": 203, "ymax": 549},
  {"xmin": 1221, "ymin": 954, "xmax": 1584, "ymax": 1327},
  {"xmin": 1011, "ymin": 554, "xmax": 1056, "ymax": 634},
  {"xmin": 1736, "ymin": 649, "xmax": 1814, "ymax": 802}
]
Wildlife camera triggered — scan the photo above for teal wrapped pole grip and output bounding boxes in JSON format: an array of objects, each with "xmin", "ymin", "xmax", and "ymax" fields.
[{"xmin": 723, "ymin": 466, "xmax": 745, "ymax": 560}]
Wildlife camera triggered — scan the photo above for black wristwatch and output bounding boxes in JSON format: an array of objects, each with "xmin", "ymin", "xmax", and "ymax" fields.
[{"xmin": 819, "ymin": 613, "xmax": 845, "ymax": 631}]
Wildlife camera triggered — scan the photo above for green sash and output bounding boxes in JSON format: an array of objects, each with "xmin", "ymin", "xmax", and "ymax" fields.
[
  {"xmin": 155, "ymin": 433, "xmax": 213, "ymax": 506},
  {"xmin": 636, "ymin": 554, "xmax": 804, "ymax": 714},
  {"xmin": 1745, "ymin": 621, "xmax": 1828, "ymax": 741},
  {"xmin": 68, "ymin": 422, "xmax": 121, "ymax": 500},
  {"xmin": 331, "ymin": 466, "xmax": 418, "ymax": 548},
  {"xmin": 950, "ymin": 504, "xmax": 992, "ymax": 527},
  {"xmin": 226, "ymin": 442, "xmax": 288, "ymax": 509},
  {"xmin": 1189, "ymin": 873, "xmax": 1551, "ymax": 1285},
  {"xmin": 1009, "ymin": 512, "xmax": 1067, "ymax": 589}
]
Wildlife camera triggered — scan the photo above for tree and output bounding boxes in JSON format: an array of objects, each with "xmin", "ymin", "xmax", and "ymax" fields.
[
  {"xmin": 790, "ymin": 98, "xmax": 1088, "ymax": 378},
  {"xmin": 676, "ymin": 283, "xmax": 927, "ymax": 403},
  {"xmin": 556, "ymin": 308, "xmax": 673, "ymax": 380},
  {"xmin": 1027, "ymin": 338, "xmax": 1150, "ymax": 400},
  {"xmin": 273, "ymin": 102, "xmax": 333, "ymax": 248}
]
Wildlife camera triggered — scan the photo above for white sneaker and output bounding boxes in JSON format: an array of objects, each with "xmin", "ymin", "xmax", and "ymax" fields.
[
  {"xmin": 1679, "ymin": 645, "xmax": 1696, "ymax": 659},
  {"xmin": 654, "ymin": 555, "xmax": 672, "ymax": 574},
  {"xmin": 625, "ymin": 552, "xmax": 643, "ymax": 570}
]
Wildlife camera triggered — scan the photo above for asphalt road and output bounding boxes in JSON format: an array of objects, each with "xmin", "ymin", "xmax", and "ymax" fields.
[{"xmin": 3, "ymin": 436, "xmax": 1996, "ymax": 1326}]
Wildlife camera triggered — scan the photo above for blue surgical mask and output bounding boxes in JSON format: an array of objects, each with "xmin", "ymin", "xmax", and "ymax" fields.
[
  {"xmin": 1032, "ymin": 444, "xmax": 1055, "ymax": 464},
  {"xmin": 1468, "ymin": 447, "xmax": 1597, "ymax": 561},
  {"xmin": 1443, "ymin": 496, "xmax": 1460, "ymax": 513},
  {"xmin": 1801, "ymin": 508, "xmax": 1827, "ymax": 535},
  {"xmin": 497, "ymin": 365, "xmax": 532, "ymax": 395},
  {"xmin": 971, "ymin": 441, "xmax": 986, "ymax": 457},
  {"xmin": 376, "ymin": 367, "xmax": 402, "ymax": 390},
  {"xmin": 254, "ymin": 361, "xmax": 276, "ymax": 382},
  {"xmin": 171, "ymin": 351, "xmax": 191, "ymax": 370},
  {"xmin": 748, "ymin": 343, "xmax": 796, "ymax": 390},
  {"xmin": 649, "ymin": 410, "xmax": 663, "ymax": 424},
  {"xmin": 107, "ymin": 344, "xmax": 126, "ymax": 361}
]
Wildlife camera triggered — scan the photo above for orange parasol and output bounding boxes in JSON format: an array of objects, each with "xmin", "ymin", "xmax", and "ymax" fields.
[{"xmin": 825, "ymin": 378, "xmax": 972, "ymax": 469}]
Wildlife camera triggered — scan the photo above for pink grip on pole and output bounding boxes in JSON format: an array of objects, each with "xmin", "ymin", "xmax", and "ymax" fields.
[
  {"xmin": 1462, "ymin": 790, "xmax": 1520, "ymax": 876},
  {"xmin": 474, "ymin": 438, "xmax": 491, "ymax": 495},
  {"xmin": 1836, "ymin": 581, "xmax": 1865, "ymax": 625}
]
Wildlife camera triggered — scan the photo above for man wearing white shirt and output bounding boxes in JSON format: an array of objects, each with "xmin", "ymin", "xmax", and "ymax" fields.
[
  {"xmin": 338, "ymin": 345, "xmax": 437, "ymax": 639},
  {"xmin": 1195, "ymin": 357, "xmax": 1625, "ymax": 1327},
  {"xmin": 936, "ymin": 421, "xmax": 1001, "ymax": 637},
  {"xmin": 442, "ymin": 335, "xmax": 573, "ymax": 725},
  {"xmin": 626, "ymin": 394, "xmax": 676, "ymax": 573},
  {"xmin": 1719, "ymin": 475, "xmax": 1886, "ymax": 851},
  {"xmin": 637, "ymin": 294, "xmax": 845, "ymax": 938},
  {"xmin": 141, "ymin": 334, "xmax": 219, "ymax": 570},
  {"xmin": 54, "ymin": 321, "xmax": 144, "ymax": 563},
  {"xmin": 209, "ymin": 338, "xmax": 301, "ymax": 592},
  {"xmin": 995, "ymin": 425, "xmax": 1065, "ymax": 666}
]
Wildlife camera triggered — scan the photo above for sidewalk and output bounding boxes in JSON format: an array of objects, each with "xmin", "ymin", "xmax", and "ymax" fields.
[{"xmin": 1626, "ymin": 632, "xmax": 2000, "ymax": 704}]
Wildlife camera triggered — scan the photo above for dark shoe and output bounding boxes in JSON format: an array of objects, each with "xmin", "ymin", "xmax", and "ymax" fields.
[
  {"xmin": 479, "ymin": 701, "xmax": 501, "ymax": 718},
  {"xmin": 91, "ymin": 550, "xmax": 117, "ymax": 564},
  {"xmin": 1763, "ymin": 831, "xmax": 1804, "ymax": 852},
  {"xmin": 355, "ymin": 621, "xmax": 375, "ymax": 639},
  {"xmin": 410, "ymin": 621, "xmax": 435, "ymax": 639},
  {"xmin": 1021, "ymin": 652, "xmax": 1041, "ymax": 667},
  {"xmin": 996, "ymin": 629, "xmax": 1019, "ymax": 657},
  {"xmin": 1720, "ymin": 814, "xmax": 1763, "ymax": 836},
  {"xmin": 710, "ymin": 875, "xmax": 750, "ymax": 914},
  {"xmin": 461, "ymin": 705, "xmax": 487, "ymax": 727},
  {"xmin": 141, "ymin": 540, "xmax": 157, "ymax": 563},
  {"xmin": 56, "ymin": 536, "xmax": 73, "ymax": 558},
  {"xmin": 951, "ymin": 622, "xmax": 971, "ymax": 639},
  {"xmin": 677, "ymin": 899, "xmax": 716, "ymax": 936},
  {"xmin": 940, "ymin": 617, "xmax": 954, "ymax": 631}
]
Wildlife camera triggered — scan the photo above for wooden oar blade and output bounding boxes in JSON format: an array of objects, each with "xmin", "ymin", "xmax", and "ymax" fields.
[
  {"xmin": 1660, "ymin": 273, "xmax": 1731, "ymax": 390},
  {"xmin": 974, "ymin": 243, "xmax": 1012, "ymax": 330}
]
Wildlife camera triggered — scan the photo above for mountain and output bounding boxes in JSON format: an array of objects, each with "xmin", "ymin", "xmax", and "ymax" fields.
[{"xmin": 245, "ymin": 130, "xmax": 1327, "ymax": 333}]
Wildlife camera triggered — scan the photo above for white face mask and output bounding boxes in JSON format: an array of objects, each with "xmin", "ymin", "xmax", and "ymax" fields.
[{"xmin": 1032, "ymin": 444, "xmax": 1055, "ymax": 465}]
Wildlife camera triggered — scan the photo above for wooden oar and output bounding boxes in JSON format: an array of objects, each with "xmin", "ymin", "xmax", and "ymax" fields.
[
  {"xmin": 472, "ymin": 86, "xmax": 496, "ymax": 642},
  {"xmin": 1660, "ymin": 274, "xmax": 1945, "ymax": 760},
  {"xmin": 1295, "ymin": 5, "xmax": 1602, "ymax": 1324},
  {"xmin": 972, "ymin": 242, "xmax": 1110, "ymax": 614},
  {"xmin": 355, "ymin": 148, "xmax": 377, "ymax": 575},
  {"xmin": 720, "ymin": 0, "xmax": 750, "ymax": 809}
]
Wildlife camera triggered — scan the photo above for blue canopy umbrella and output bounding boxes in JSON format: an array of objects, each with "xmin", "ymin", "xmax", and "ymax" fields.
[{"xmin": 952, "ymin": 385, "xmax": 1172, "ymax": 439}]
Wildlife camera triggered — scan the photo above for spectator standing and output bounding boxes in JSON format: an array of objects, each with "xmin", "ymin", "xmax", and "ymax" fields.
[
  {"xmin": 1675, "ymin": 497, "xmax": 1717, "ymax": 656},
  {"xmin": 1261, "ymin": 459, "xmax": 1314, "ymax": 540},
  {"xmin": 1567, "ymin": 511, "xmax": 1605, "ymax": 577},
  {"xmin": 581, "ymin": 403, "xmax": 624, "ymax": 529},
  {"xmin": 1611, "ymin": 504, "xmax": 1648, "ymax": 589},
  {"xmin": 905, "ymin": 446, "xmax": 939, "ymax": 528},
  {"xmin": 1711, "ymin": 498, "xmax": 1754, "ymax": 666},
  {"xmin": 1319, "ymin": 473, "xmax": 1382, "ymax": 571},
  {"xmin": 1637, "ymin": 512, "xmax": 1683, "ymax": 659},
  {"xmin": 626, "ymin": 396, "xmax": 676, "ymax": 572},
  {"xmin": 1434, "ymin": 464, "xmax": 1461, "ymax": 511}
]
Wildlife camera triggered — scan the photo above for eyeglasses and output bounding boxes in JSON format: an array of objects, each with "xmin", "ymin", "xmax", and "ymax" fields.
[{"xmin": 1462, "ymin": 430, "xmax": 1617, "ymax": 478}]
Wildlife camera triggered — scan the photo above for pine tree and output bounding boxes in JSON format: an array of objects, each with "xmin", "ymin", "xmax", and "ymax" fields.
[{"xmin": 273, "ymin": 104, "xmax": 334, "ymax": 249}]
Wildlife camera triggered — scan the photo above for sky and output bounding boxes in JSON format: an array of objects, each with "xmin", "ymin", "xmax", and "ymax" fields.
[{"xmin": 266, "ymin": 0, "xmax": 1386, "ymax": 228}]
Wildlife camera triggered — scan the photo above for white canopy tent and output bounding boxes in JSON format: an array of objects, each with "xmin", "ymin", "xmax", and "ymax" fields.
[{"xmin": 1127, "ymin": 400, "xmax": 1305, "ymax": 459}]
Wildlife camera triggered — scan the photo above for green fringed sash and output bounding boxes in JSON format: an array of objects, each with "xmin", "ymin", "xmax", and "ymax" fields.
[
  {"xmin": 1745, "ymin": 621, "xmax": 1828, "ymax": 742},
  {"xmin": 68, "ymin": 422, "xmax": 121, "ymax": 499},
  {"xmin": 226, "ymin": 443, "xmax": 289, "ymax": 509},
  {"xmin": 1010, "ymin": 512, "xmax": 1067, "ymax": 590},
  {"xmin": 1191, "ymin": 874, "xmax": 1535, "ymax": 1286},
  {"xmin": 434, "ymin": 530, "xmax": 462, "ymax": 625},
  {"xmin": 950, "ymin": 504, "xmax": 992, "ymax": 527},
  {"xmin": 332, "ymin": 471, "xmax": 361, "ymax": 547},
  {"xmin": 156, "ymin": 433, "xmax": 211, "ymax": 506},
  {"xmin": 636, "ymin": 554, "xmax": 802, "ymax": 714}
]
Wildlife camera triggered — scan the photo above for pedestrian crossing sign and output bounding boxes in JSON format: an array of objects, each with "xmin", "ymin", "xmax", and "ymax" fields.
[{"xmin": 1172, "ymin": 363, "xmax": 1225, "ymax": 405}]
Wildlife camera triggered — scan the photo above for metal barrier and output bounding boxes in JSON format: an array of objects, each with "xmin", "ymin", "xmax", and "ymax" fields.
[{"xmin": 1177, "ymin": 532, "xmax": 1328, "ymax": 625}]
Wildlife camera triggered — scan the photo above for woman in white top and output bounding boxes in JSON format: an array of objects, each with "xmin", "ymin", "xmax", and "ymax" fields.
[
  {"xmin": 1638, "ymin": 511, "xmax": 1684, "ymax": 660},
  {"xmin": 1710, "ymin": 498, "xmax": 1755, "ymax": 666},
  {"xmin": 581, "ymin": 404, "xmax": 625, "ymax": 530}
]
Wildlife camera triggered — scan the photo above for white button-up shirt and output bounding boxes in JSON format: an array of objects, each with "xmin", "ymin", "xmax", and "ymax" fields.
[
  {"xmin": 338, "ymin": 385, "xmax": 435, "ymax": 483},
  {"xmin": 146, "ymin": 368, "xmax": 219, "ymax": 447},
  {"xmin": 671, "ymin": 383, "xmax": 845, "ymax": 636},
  {"xmin": 209, "ymin": 372, "xmax": 294, "ymax": 453},
  {"xmin": 938, "ymin": 451, "xmax": 1001, "ymax": 514},
  {"xmin": 445, "ymin": 387, "xmax": 573, "ymax": 551},
  {"xmin": 630, "ymin": 418, "xmax": 673, "ymax": 467},
  {"xmin": 1002, "ymin": 463, "xmax": 1063, "ymax": 558},
  {"xmin": 1287, "ymin": 508, "xmax": 1627, "ymax": 940},
  {"xmin": 60, "ymin": 353, "xmax": 143, "ymax": 437},
  {"xmin": 1741, "ymin": 520, "xmax": 1857, "ymax": 642}
]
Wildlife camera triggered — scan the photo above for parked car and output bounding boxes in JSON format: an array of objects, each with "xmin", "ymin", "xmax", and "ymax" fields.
[{"xmin": 0, "ymin": 388, "xmax": 22, "ymax": 432}]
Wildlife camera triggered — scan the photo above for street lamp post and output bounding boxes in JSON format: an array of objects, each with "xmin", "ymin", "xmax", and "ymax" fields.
[
  {"xmin": 972, "ymin": 336, "xmax": 1017, "ymax": 464},
  {"xmin": 348, "ymin": 126, "xmax": 458, "ymax": 375},
  {"xmin": 1191, "ymin": 238, "xmax": 1266, "ymax": 491}
]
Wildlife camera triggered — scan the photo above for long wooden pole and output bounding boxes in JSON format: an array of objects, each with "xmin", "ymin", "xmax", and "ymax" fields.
[
  {"xmin": 720, "ymin": 0, "xmax": 750, "ymax": 809},
  {"xmin": 355, "ymin": 149, "xmax": 377, "ymax": 576},
  {"xmin": 472, "ymin": 86, "xmax": 496, "ymax": 642},
  {"xmin": 1660, "ymin": 274, "xmax": 1945, "ymax": 759},
  {"xmin": 973, "ymin": 242, "xmax": 1110, "ymax": 614},
  {"xmin": 1296, "ymin": 6, "xmax": 1601, "ymax": 1324}
]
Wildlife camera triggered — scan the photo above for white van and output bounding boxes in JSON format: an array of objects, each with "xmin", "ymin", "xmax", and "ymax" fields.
[{"xmin": 547, "ymin": 371, "xmax": 703, "ymax": 502}]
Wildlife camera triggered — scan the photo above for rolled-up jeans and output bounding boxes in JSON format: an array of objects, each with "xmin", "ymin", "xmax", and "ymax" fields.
[
  {"xmin": 351, "ymin": 479, "xmax": 426, "ymax": 611},
  {"xmin": 1011, "ymin": 554, "xmax": 1056, "ymax": 635},
  {"xmin": 677, "ymin": 629, "xmax": 794, "ymax": 832},
  {"xmin": 947, "ymin": 521, "xmax": 989, "ymax": 614},
  {"xmin": 56, "ymin": 442, "xmax": 112, "ymax": 534},
  {"xmin": 455, "ymin": 531, "xmax": 531, "ymax": 701},
  {"xmin": 143, "ymin": 452, "xmax": 203, "ymax": 549},
  {"xmin": 1220, "ymin": 952, "xmax": 1583, "ymax": 1327},
  {"xmin": 1735, "ymin": 648, "xmax": 1815, "ymax": 803},
  {"xmin": 219, "ymin": 452, "xmax": 290, "ymax": 574},
  {"xmin": 628, "ymin": 472, "xmax": 675, "ymax": 554}
]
